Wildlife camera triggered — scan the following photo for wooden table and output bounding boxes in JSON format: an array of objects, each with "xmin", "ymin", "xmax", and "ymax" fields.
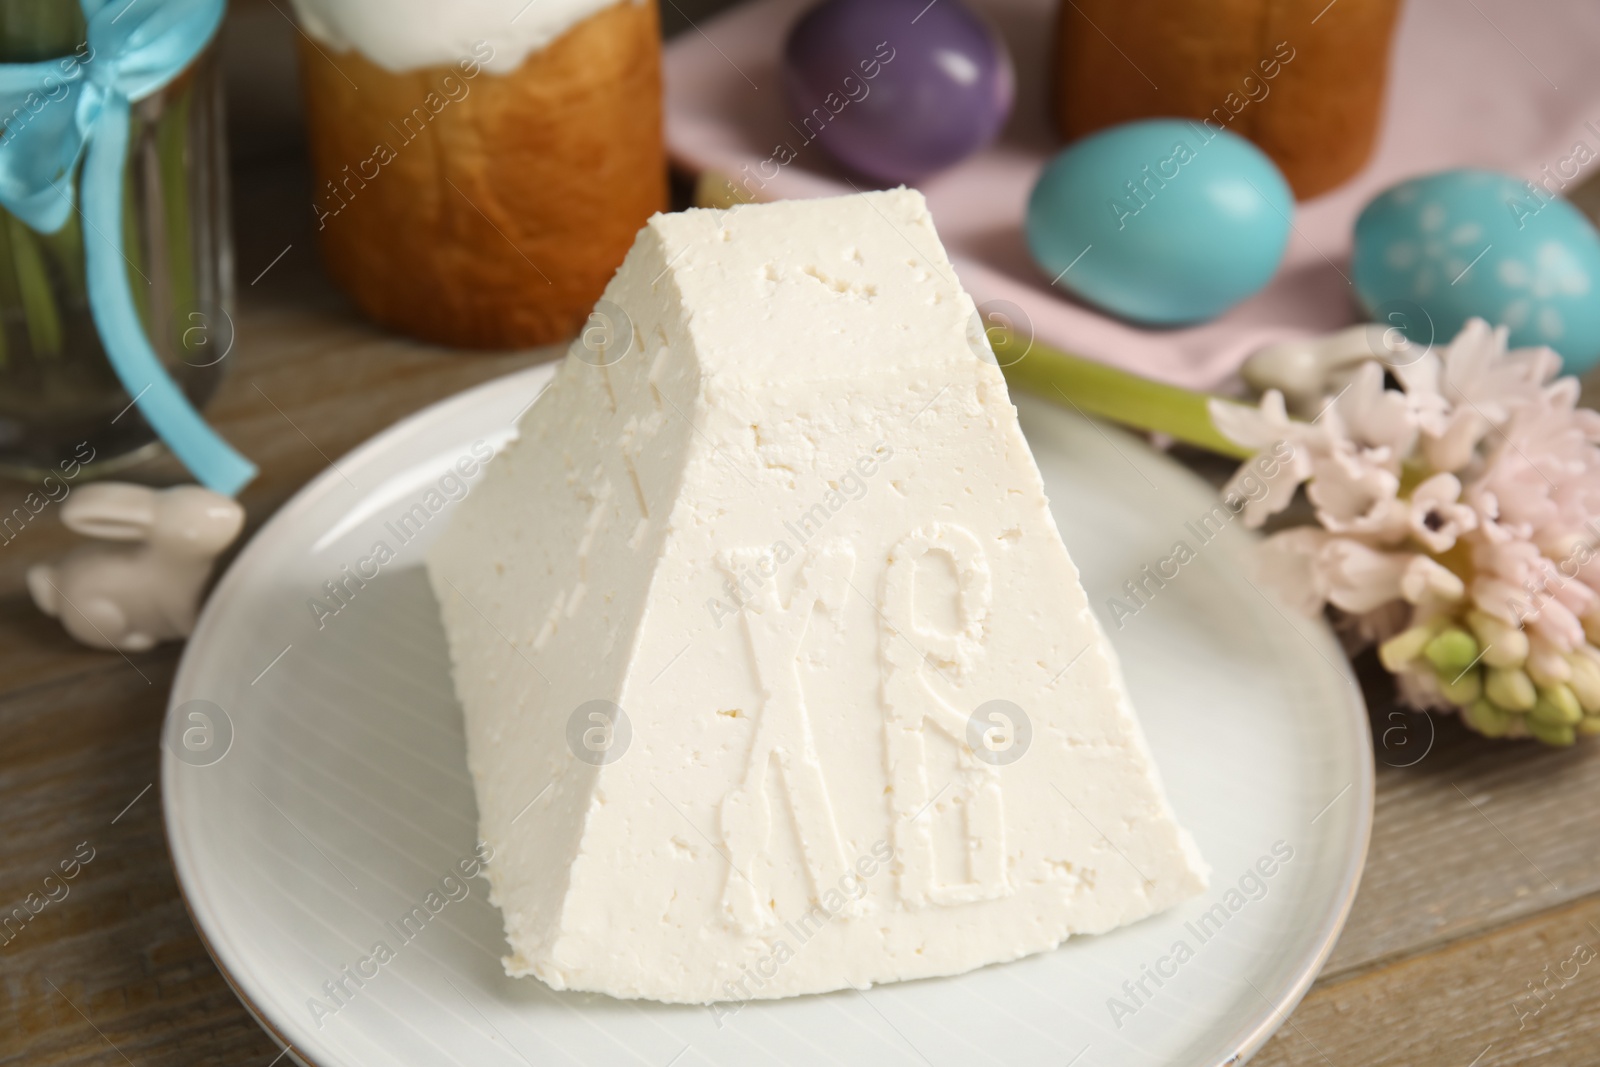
[{"xmin": 4, "ymin": 8, "xmax": 1600, "ymax": 1067}]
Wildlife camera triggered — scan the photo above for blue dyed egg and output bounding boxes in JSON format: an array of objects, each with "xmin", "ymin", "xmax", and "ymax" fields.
[
  {"xmin": 1353, "ymin": 169, "xmax": 1600, "ymax": 374},
  {"xmin": 1025, "ymin": 119, "xmax": 1293, "ymax": 325}
]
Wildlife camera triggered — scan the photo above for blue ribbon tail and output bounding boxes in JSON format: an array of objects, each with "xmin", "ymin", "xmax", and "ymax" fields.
[{"xmin": 81, "ymin": 95, "xmax": 256, "ymax": 496}]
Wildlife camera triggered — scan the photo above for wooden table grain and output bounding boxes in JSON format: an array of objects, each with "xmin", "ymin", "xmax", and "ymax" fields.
[{"xmin": 4, "ymin": 9, "xmax": 1600, "ymax": 1067}]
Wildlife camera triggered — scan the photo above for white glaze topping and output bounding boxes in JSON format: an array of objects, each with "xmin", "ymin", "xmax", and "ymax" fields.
[{"xmin": 288, "ymin": 0, "xmax": 643, "ymax": 75}]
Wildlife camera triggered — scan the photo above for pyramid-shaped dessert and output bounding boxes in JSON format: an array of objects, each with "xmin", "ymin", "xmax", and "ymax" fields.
[{"xmin": 428, "ymin": 189, "xmax": 1206, "ymax": 1003}]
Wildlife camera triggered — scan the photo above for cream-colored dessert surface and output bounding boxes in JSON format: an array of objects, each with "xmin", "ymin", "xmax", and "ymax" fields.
[{"xmin": 427, "ymin": 189, "xmax": 1207, "ymax": 1003}]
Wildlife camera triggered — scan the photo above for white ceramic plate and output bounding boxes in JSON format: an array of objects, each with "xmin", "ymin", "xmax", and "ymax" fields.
[{"xmin": 164, "ymin": 365, "xmax": 1372, "ymax": 1067}]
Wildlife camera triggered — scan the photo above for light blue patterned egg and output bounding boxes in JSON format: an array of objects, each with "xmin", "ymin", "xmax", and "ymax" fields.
[{"xmin": 1353, "ymin": 168, "xmax": 1600, "ymax": 374}]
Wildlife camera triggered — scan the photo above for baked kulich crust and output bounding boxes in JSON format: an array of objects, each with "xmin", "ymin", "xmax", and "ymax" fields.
[
  {"xmin": 297, "ymin": 0, "xmax": 666, "ymax": 348},
  {"xmin": 1053, "ymin": 0, "xmax": 1402, "ymax": 199}
]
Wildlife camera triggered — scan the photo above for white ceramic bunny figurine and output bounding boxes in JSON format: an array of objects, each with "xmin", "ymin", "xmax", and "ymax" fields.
[{"xmin": 27, "ymin": 483, "xmax": 245, "ymax": 652}]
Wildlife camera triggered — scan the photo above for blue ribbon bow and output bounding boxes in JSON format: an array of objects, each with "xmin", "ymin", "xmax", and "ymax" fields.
[{"xmin": 0, "ymin": 0, "xmax": 254, "ymax": 495}]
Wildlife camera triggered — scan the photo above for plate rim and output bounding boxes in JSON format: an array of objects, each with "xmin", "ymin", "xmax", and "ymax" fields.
[
  {"xmin": 163, "ymin": 365, "xmax": 1374, "ymax": 1067},
  {"xmin": 163, "ymin": 368, "xmax": 556, "ymax": 1067}
]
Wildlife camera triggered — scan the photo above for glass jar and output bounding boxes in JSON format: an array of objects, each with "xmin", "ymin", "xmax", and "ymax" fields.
[{"xmin": 0, "ymin": 4, "xmax": 232, "ymax": 481}]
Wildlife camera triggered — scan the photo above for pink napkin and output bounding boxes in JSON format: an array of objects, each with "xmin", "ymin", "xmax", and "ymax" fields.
[{"xmin": 665, "ymin": 0, "xmax": 1600, "ymax": 389}]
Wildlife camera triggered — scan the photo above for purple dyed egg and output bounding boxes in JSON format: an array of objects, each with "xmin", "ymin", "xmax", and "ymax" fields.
[{"xmin": 782, "ymin": 0, "xmax": 1014, "ymax": 183}]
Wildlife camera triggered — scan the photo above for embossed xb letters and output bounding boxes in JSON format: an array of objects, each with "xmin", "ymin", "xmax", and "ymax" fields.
[
  {"xmin": 880, "ymin": 524, "xmax": 1010, "ymax": 906},
  {"xmin": 716, "ymin": 542, "xmax": 860, "ymax": 932}
]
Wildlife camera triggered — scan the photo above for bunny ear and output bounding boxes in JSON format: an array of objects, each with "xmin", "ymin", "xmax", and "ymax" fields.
[{"xmin": 60, "ymin": 484, "xmax": 158, "ymax": 542}]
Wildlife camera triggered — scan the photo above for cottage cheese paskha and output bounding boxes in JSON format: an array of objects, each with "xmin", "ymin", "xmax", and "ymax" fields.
[{"xmin": 427, "ymin": 189, "xmax": 1207, "ymax": 1003}]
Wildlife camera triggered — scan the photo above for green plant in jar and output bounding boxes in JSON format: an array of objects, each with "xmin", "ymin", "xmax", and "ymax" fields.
[{"xmin": 0, "ymin": 0, "xmax": 251, "ymax": 491}]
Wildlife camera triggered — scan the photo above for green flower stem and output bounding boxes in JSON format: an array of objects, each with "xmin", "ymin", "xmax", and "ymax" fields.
[
  {"xmin": 5, "ymin": 214, "xmax": 62, "ymax": 358},
  {"xmin": 157, "ymin": 85, "xmax": 196, "ymax": 354},
  {"xmin": 994, "ymin": 331, "xmax": 1254, "ymax": 460},
  {"xmin": 0, "ymin": 0, "xmax": 85, "ymax": 62},
  {"xmin": 0, "ymin": 219, "xmax": 15, "ymax": 368},
  {"xmin": 0, "ymin": 2, "xmax": 87, "ymax": 370},
  {"xmin": 121, "ymin": 127, "xmax": 152, "ymax": 334},
  {"xmin": 39, "ymin": 210, "xmax": 85, "ymax": 305}
]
